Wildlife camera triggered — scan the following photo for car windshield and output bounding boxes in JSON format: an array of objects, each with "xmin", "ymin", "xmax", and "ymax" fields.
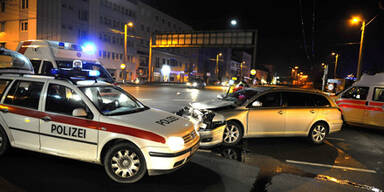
[
  {"xmin": 56, "ymin": 60, "xmax": 114, "ymax": 83},
  {"xmin": 222, "ymin": 89, "xmax": 260, "ymax": 105},
  {"xmin": 80, "ymin": 86, "xmax": 147, "ymax": 116}
]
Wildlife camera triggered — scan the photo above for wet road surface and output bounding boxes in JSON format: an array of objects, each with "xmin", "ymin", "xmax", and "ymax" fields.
[{"xmin": 0, "ymin": 85, "xmax": 383, "ymax": 192}]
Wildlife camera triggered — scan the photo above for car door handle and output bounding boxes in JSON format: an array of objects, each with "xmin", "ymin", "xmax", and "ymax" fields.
[
  {"xmin": 41, "ymin": 116, "xmax": 51, "ymax": 122},
  {"xmin": 310, "ymin": 110, "xmax": 315, "ymax": 114},
  {"xmin": 0, "ymin": 108, "xmax": 8, "ymax": 113},
  {"xmin": 278, "ymin": 111, "xmax": 284, "ymax": 115}
]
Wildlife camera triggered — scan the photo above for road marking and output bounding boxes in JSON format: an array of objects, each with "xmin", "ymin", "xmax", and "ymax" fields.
[
  {"xmin": 327, "ymin": 137, "xmax": 345, "ymax": 141},
  {"xmin": 138, "ymin": 98, "xmax": 191, "ymax": 102},
  {"xmin": 286, "ymin": 160, "xmax": 377, "ymax": 174},
  {"xmin": 172, "ymin": 99, "xmax": 190, "ymax": 101},
  {"xmin": 138, "ymin": 98, "xmax": 153, "ymax": 101}
]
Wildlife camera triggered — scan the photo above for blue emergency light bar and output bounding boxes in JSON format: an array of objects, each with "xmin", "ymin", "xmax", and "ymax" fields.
[{"xmin": 50, "ymin": 68, "xmax": 100, "ymax": 83}]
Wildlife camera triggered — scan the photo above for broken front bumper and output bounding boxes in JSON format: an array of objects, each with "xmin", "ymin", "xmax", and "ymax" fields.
[{"xmin": 177, "ymin": 107, "xmax": 226, "ymax": 147}]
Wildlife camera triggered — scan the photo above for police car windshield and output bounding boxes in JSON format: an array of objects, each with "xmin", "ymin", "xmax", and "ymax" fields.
[
  {"xmin": 80, "ymin": 86, "xmax": 147, "ymax": 116},
  {"xmin": 56, "ymin": 60, "xmax": 114, "ymax": 83}
]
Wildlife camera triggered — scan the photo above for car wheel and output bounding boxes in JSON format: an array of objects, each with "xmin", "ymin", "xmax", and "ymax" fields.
[
  {"xmin": 104, "ymin": 142, "xmax": 147, "ymax": 183},
  {"xmin": 0, "ymin": 127, "xmax": 10, "ymax": 156},
  {"xmin": 222, "ymin": 121, "xmax": 243, "ymax": 146},
  {"xmin": 308, "ymin": 122, "xmax": 328, "ymax": 144}
]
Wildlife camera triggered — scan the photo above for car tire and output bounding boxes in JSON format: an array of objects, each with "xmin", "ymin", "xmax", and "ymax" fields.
[
  {"xmin": 104, "ymin": 142, "xmax": 147, "ymax": 183},
  {"xmin": 0, "ymin": 126, "xmax": 10, "ymax": 156},
  {"xmin": 308, "ymin": 122, "xmax": 328, "ymax": 144},
  {"xmin": 222, "ymin": 121, "xmax": 243, "ymax": 146}
]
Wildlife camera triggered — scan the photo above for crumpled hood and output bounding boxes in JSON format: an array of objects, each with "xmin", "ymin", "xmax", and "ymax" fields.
[
  {"xmin": 190, "ymin": 99, "xmax": 235, "ymax": 110},
  {"xmin": 101, "ymin": 108, "xmax": 194, "ymax": 139}
]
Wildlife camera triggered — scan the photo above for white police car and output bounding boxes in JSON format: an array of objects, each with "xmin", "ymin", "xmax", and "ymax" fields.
[{"xmin": 0, "ymin": 48, "xmax": 199, "ymax": 183}]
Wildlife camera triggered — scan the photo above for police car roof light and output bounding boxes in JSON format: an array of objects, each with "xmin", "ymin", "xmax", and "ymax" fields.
[
  {"xmin": 88, "ymin": 70, "xmax": 100, "ymax": 77},
  {"xmin": 50, "ymin": 68, "xmax": 100, "ymax": 84}
]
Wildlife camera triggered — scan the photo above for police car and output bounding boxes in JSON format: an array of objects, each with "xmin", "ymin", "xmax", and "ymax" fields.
[{"xmin": 0, "ymin": 48, "xmax": 200, "ymax": 183}]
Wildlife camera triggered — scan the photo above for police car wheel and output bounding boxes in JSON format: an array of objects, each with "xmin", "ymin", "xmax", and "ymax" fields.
[
  {"xmin": 308, "ymin": 122, "xmax": 328, "ymax": 144},
  {"xmin": 104, "ymin": 142, "xmax": 147, "ymax": 183},
  {"xmin": 0, "ymin": 127, "xmax": 10, "ymax": 156},
  {"xmin": 222, "ymin": 121, "xmax": 243, "ymax": 146}
]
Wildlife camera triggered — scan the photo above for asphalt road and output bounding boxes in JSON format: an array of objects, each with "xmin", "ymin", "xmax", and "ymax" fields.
[{"xmin": 0, "ymin": 85, "xmax": 383, "ymax": 192}]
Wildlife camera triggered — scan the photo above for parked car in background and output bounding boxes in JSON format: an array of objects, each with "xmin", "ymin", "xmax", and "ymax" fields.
[
  {"xmin": 180, "ymin": 87, "xmax": 343, "ymax": 147},
  {"xmin": 186, "ymin": 79, "xmax": 206, "ymax": 89}
]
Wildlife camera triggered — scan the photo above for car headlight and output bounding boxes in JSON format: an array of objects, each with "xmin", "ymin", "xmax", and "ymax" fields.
[
  {"xmin": 167, "ymin": 136, "xmax": 184, "ymax": 151},
  {"xmin": 192, "ymin": 82, "xmax": 198, "ymax": 87},
  {"xmin": 186, "ymin": 82, "xmax": 192, "ymax": 86}
]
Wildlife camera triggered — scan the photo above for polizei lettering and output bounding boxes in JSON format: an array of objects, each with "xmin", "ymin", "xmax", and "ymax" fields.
[
  {"xmin": 155, "ymin": 116, "xmax": 179, "ymax": 126},
  {"xmin": 51, "ymin": 124, "xmax": 87, "ymax": 139}
]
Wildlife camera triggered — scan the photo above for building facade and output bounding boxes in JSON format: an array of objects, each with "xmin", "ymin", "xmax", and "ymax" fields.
[{"xmin": 0, "ymin": 0, "xmax": 196, "ymax": 82}]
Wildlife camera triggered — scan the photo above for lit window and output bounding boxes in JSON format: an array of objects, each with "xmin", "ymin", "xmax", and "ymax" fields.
[
  {"xmin": 20, "ymin": 20, "xmax": 28, "ymax": 32},
  {"xmin": 21, "ymin": 0, "xmax": 28, "ymax": 9}
]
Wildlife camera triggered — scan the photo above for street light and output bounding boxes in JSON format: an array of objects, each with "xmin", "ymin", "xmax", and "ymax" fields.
[
  {"xmin": 240, "ymin": 61, "xmax": 246, "ymax": 78},
  {"xmin": 216, "ymin": 52, "xmax": 223, "ymax": 80},
  {"xmin": 331, "ymin": 52, "xmax": 339, "ymax": 78},
  {"xmin": 230, "ymin": 19, "xmax": 238, "ymax": 27},
  {"xmin": 350, "ymin": 16, "xmax": 365, "ymax": 79},
  {"xmin": 123, "ymin": 22, "xmax": 134, "ymax": 83},
  {"xmin": 321, "ymin": 63, "xmax": 329, "ymax": 91},
  {"xmin": 349, "ymin": 15, "xmax": 377, "ymax": 79}
]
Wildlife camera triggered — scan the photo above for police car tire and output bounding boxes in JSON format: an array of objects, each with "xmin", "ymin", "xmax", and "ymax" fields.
[
  {"xmin": 0, "ymin": 127, "xmax": 10, "ymax": 156},
  {"xmin": 104, "ymin": 142, "xmax": 147, "ymax": 183}
]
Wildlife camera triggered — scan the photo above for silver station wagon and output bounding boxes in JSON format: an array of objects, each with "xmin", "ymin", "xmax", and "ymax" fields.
[{"xmin": 179, "ymin": 87, "xmax": 343, "ymax": 147}]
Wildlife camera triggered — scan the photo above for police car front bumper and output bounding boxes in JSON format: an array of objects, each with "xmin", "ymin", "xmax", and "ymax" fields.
[{"xmin": 145, "ymin": 141, "xmax": 200, "ymax": 176}]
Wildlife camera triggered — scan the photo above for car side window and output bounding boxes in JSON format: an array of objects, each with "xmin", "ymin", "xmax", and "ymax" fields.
[
  {"xmin": 256, "ymin": 92, "xmax": 281, "ymax": 108},
  {"xmin": 0, "ymin": 79, "xmax": 11, "ymax": 98},
  {"xmin": 373, "ymin": 87, "xmax": 384, "ymax": 102},
  {"xmin": 282, "ymin": 92, "xmax": 311, "ymax": 107},
  {"xmin": 4, "ymin": 80, "xmax": 44, "ymax": 110},
  {"xmin": 41, "ymin": 61, "xmax": 53, "ymax": 75},
  {"xmin": 312, "ymin": 94, "xmax": 331, "ymax": 107},
  {"xmin": 341, "ymin": 86, "xmax": 369, "ymax": 100},
  {"xmin": 30, "ymin": 60, "xmax": 41, "ymax": 74},
  {"xmin": 45, "ymin": 84, "xmax": 90, "ymax": 118}
]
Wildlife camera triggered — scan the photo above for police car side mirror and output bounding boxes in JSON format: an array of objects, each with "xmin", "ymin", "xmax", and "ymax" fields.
[{"xmin": 73, "ymin": 108, "xmax": 88, "ymax": 118}]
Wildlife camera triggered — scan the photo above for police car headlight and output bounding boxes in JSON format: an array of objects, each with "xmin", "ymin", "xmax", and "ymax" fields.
[{"xmin": 167, "ymin": 136, "xmax": 184, "ymax": 151}]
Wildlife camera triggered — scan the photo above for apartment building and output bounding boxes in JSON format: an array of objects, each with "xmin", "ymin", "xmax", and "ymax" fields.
[{"xmin": 0, "ymin": 0, "xmax": 197, "ymax": 82}]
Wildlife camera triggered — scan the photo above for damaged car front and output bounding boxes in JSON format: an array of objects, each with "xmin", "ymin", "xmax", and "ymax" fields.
[{"xmin": 177, "ymin": 88, "xmax": 269, "ymax": 147}]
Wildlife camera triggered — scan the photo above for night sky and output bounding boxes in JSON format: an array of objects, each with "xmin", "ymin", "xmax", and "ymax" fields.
[{"xmin": 142, "ymin": 0, "xmax": 384, "ymax": 78}]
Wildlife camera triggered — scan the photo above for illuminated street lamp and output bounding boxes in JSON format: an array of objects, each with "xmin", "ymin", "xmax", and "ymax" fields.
[
  {"xmin": 331, "ymin": 52, "xmax": 339, "ymax": 78},
  {"xmin": 216, "ymin": 52, "xmax": 223, "ymax": 80},
  {"xmin": 230, "ymin": 19, "xmax": 238, "ymax": 27},
  {"xmin": 349, "ymin": 15, "xmax": 377, "ymax": 79},
  {"xmin": 321, "ymin": 63, "xmax": 328, "ymax": 91},
  {"xmin": 123, "ymin": 22, "xmax": 134, "ymax": 82}
]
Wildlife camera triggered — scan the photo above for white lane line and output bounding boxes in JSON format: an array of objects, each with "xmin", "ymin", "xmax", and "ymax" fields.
[
  {"xmin": 327, "ymin": 137, "xmax": 345, "ymax": 142},
  {"xmin": 138, "ymin": 98, "xmax": 191, "ymax": 102},
  {"xmin": 286, "ymin": 160, "xmax": 377, "ymax": 174},
  {"xmin": 138, "ymin": 98, "xmax": 153, "ymax": 101},
  {"xmin": 172, "ymin": 99, "xmax": 190, "ymax": 101}
]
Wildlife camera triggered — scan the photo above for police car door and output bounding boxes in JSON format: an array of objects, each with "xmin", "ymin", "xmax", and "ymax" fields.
[
  {"xmin": 0, "ymin": 79, "xmax": 44, "ymax": 150},
  {"xmin": 40, "ymin": 82, "xmax": 98, "ymax": 161}
]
